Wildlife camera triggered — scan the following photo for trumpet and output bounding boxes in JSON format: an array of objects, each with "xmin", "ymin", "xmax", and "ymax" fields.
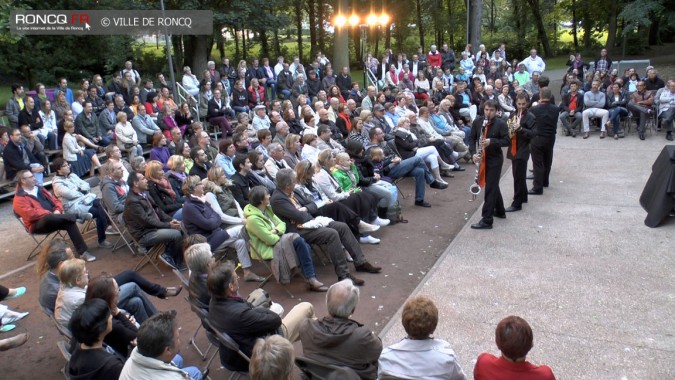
[{"xmin": 468, "ymin": 120, "xmax": 488, "ymax": 200}]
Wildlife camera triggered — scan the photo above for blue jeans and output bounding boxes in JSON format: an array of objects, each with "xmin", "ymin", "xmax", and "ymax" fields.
[
  {"xmin": 172, "ymin": 354, "xmax": 203, "ymax": 380},
  {"xmin": 100, "ymin": 135, "xmax": 113, "ymax": 146},
  {"xmin": 118, "ymin": 282, "xmax": 157, "ymax": 323},
  {"xmin": 232, "ymin": 105, "xmax": 250, "ymax": 114},
  {"xmin": 266, "ymin": 80, "xmax": 277, "ymax": 98},
  {"xmin": 294, "ymin": 236, "xmax": 315, "ymax": 279},
  {"xmin": 89, "ymin": 199, "xmax": 109, "ymax": 243},
  {"xmin": 609, "ymin": 107, "xmax": 628, "ymax": 134},
  {"xmin": 460, "ymin": 126, "xmax": 471, "ymax": 145},
  {"xmin": 138, "ymin": 228, "xmax": 184, "ymax": 264},
  {"xmin": 387, "ymin": 156, "xmax": 434, "ymax": 202},
  {"xmin": 279, "ymin": 89, "xmax": 291, "ymax": 99}
]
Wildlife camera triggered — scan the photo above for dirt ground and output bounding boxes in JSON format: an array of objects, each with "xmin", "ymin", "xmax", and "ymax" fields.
[{"xmin": 0, "ymin": 168, "xmax": 489, "ymax": 379}]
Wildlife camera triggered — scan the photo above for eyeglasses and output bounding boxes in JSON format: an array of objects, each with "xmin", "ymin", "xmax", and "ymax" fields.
[{"xmin": 61, "ymin": 163, "xmax": 70, "ymax": 168}]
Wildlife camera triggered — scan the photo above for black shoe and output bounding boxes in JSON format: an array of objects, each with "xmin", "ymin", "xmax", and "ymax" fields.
[
  {"xmin": 430, "ymin": 180, "xmax": 448, "ymax": 189},
  {"xmin": 415, "ymin": 200, "xmax": 432, "ymax": 207},
  {"xmin": 355, "ymin": 262, "xmax": 382, "ymax": 273},
  {"xmin": 494, "ymin": 213, "xmax": 506, "ymax": 219},
  {"xmin": 526, "ymin": 174, "xmax": 534, "ymax": 180},
  {"xmin": 639, "ymin": 133, "xmax": 645, "ymax": 140},
  {"xmin": 339, "ymin": 274, "xmax": 365, "ymax": 286},
  {"xmin": 441, "ymin": 170, "xmax": 455, "ymax": 178},
  {"xmin": 528, "ymin": 189, "xmax": 543, "ymax": 195},
  {"xmin": 452, "ymin": 166, "xmax": 466, "ymax": 172},
  {"xmin": 159, "ymin": 253, "xmax": 177, "ymax": 270},
  {"xmin": 667, "ymin": 133, "xmax": 673, "ymax": 141},
  {"xmin": 505, "ymin": 206, "xmax": 522, "ymax": 212},
  {"xmin": 470, "ymin": 221, "xmax": 492, "ymax": 229}
]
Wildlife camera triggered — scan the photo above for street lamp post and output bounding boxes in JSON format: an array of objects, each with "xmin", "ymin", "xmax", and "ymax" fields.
[{"xmin": 332, "ymin": 13, "xmax": 390, "ymax": 88}]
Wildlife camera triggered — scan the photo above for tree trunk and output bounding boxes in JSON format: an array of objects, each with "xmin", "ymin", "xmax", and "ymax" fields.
[
  {"xmin": 217, "ymin": 31, "xmax": 225, "ymax": 59},
  {"xmin": 648, "ymin": 15, "xmax": 660, "ymax": 46},
  {"xmin": 190, "ymin": 36, "xmax": 209, "ymax": 75},
  {"xmin": 469, "ymin": 0, "xmax": 482, "ymax": 51},
  {"xmin": 581, "ymin": 0, "xmax": 592, "ymax": 49},
  {"xmin": 307, "ymin": 0, "xmax": 317, "ymax": 58},
  {"xmin": 416, "ymin": 0, "xmax": 425, "ymax": 49},
  {"xmin": 490, "ymin": 0, "xmax": 495, "ymax": 33},
  {"xmin": 605, "ymin": 0, "xmax": 617, "ymax": 49},
  {"xmin": 317, "ymin": 0, "xmax": 326, "ymax": 52},
  {"xmin": 525, "ymin": 0, "xmax": 552, "ymax": 57},
  {"xmin": 242, "ymin": 30, "xmax": 247, "ymax": 61},
  {"xmin": 260, "ymin": 30, "xmax": 270, "ymax": 58},
  {"xmin": 233, "ymin": 29, "xmax": 240, "ymax": 61},
  {"xmin": 571, "ymin": 0, "xmax": 578, "ymax": 49},
  {"xmin": 295, "ymin": 0, "xmax": 303, "ymax": 61},
  {"xmin": 447, "ymin": 0, "xmax": 454, "ymax": 48},
  {"xmin": 273, "ymin": 30, "xmax": 281, "ymax": 58}
]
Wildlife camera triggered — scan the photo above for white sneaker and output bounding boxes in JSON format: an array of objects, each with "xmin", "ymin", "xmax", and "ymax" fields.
[
  {"xmin": 373, "ymin": 217, "xmax": 390, "ymax": 226},
  {"xmin": 81, "ymin": 252, "xmax": 97, "ymax": 262},
  {"xmin": 358, "ymin": 221, "xmax": 380, "ymax": 233},
  {"xmin": 359, "ymin": 235, "xmax": 381, "ymax": 244},
  {"xmin": 105, "ymin": 226, "xmax": 120, "ymax": 235}
]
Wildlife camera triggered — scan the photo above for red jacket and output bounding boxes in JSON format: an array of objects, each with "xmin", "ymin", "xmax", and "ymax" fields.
[
  {"xmin": 247, "ymin": 86, "xmax": 266, "ymax": 108},
  {"xmin": 427, "ymin": 51, "xmax": 442, "ymax": 68},
  {"xmin": 13, "ymin": 186, "xmax": 64, "ymax": 232}
]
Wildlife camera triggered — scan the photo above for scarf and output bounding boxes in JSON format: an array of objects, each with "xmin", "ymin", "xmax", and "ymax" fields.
[
  {"xmin": 336, "ymin": 165, "xmax": 356, "ymax": 186},
  {"xmin": 169, "ymin": 170, "xmax": 186, "ymax": 183},
  {"xmin": 150, "ymin": 177, "xmax": 176, "ymax": 200},
  {"xmin": 338, "ymin": 113, "xmax": 352, "ymax": 133},
  {"xmin": 397, "ymin": 127, "xmax": 418, "ymax": 141}
]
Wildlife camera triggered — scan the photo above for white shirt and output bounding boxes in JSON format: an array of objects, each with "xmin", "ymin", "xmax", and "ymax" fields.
[
  {"xmin": 378, "ymin": 338, "xmax": 467, "ymax": 380},
  {"xmin": 520, "ymin": 55, "xmax": 546, "ymax": 74}
]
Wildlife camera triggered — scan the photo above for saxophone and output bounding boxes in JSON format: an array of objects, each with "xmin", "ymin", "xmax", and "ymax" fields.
[
  {"xmin": 468, "ymin": 119, "xmax": 488, "ymax": 200},
  {"xmin": 507, "ymin": 111, "xmax": 522, "ymax": 139}
]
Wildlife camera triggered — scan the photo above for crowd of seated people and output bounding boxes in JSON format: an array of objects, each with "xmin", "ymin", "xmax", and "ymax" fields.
[{"xmin": 4, "ymin": 45, "xmax": 645, "ymax": 379}]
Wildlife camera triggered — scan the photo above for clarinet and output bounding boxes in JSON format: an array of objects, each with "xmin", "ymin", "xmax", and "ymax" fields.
[{"xmin": 468, "ymin": 119, "xmax": 488, "ymax": 200}]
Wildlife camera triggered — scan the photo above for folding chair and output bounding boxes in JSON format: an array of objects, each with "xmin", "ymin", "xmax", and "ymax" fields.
[
  {"xmin": 132, "ymin": 239, "xmax": 166, "ymax": 276},
  {"xmin": 203, "ymin": 317, "xmax": 250, "ymax": 380},
  {"xmin": 393, "ymin": 177, "xmax": 406, "ymax": 198},
  {"xmin": 295, "ymin": 356, "xmax": 360, "ymax": 380},
  {"xmin": 15, "ymin": 212, "xmax": 65, "ymax": 261},
  {"xmin": 101, "ymin": 204, "xmax": 135, "ymax": 254},
  {"xmin": 41, "ymin": 306, "xmax": 72, "ymax": 379},
  {"xmin": 249, "ymin": 244, "xmax": 294, "ymax": 298},
  {"xmin": 172, "ymin": 269, "xmax": 217, "ymax": 361}
]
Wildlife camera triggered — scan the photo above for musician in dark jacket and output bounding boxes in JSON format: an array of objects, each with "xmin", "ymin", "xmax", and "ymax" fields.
[
  {"xmin": 505, "ymin": 93, "xmax": 537, "ymax": 212},
  {"xmin": 123, "ymin": 172, "xmax": 184, "ymax": 269},
  {"xmin": 529, "ymin": 88, "xmax": 559, "ymax": 196},
  {"xmin": 468, "ymin": 100, "xmax": 510, "ymax": 229}
]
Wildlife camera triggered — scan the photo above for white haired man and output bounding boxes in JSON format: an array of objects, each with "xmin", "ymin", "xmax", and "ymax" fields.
[{"xmin": 299, "ymin": 279, "xmax": 383, "ymax": 379}]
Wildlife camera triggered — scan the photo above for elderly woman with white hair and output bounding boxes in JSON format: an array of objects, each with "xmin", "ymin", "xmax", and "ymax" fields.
[
  {"xmin": 185, "ymin": 242, "xmax": 215, "ymax": 309},
  {"xmin": 394, "ymin": 115, "xmax": 454, "ymax": 184},
  {"xmin": 181, "ymin": 66, "xmax": 200, "ymax": 96}
]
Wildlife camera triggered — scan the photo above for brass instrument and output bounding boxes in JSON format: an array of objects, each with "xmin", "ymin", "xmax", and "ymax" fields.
[
  {"xmin": 468, "ymin": 120, "xmax": 488, "ymax": 200},
  {"xmin": 508, "ymin": 111, "xmax": 522, "ymax": 139}
]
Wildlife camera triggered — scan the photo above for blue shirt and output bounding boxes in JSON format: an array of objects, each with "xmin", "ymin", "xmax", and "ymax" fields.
[{"xmin": 215, "ymin": 153, "xmax": 236, "ymax": 178}]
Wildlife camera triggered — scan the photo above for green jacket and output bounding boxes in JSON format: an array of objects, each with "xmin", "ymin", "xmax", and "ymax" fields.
[
  {"xmin": 243, "ymin": 203, "xmax": 286, "ymax": 260},
  {"xmin": 331, "ymin": 165, "xmax": 360, "ymax": 193}
]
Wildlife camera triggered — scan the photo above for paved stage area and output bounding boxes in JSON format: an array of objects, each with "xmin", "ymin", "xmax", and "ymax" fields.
[{"xmin": 378, "ymin": 128, "xmax": 675, "ymax": 379}]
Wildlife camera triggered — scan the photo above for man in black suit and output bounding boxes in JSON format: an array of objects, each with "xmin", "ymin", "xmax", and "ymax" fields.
[
  {"xmin": 336, "ymin": 67, "xmax": 353, "ymax": 100},
  {"xmin": 230, "ymin": 154, "xmax": 252, "ymax": 207},
  {"xmin": 3, "ymin": 127, "xmax": 44, "ymax": 181},
  {"xmin": 270, "ymin": 169, "xmax": 382, "ymax": 286},
  {"xmin": 277, "ymin": 63, "xmax": 294, "ymax": 99},
  {"xmin": 469, "ymin": 100, "xmax": 510, "ymax": 229},
  {"xmin": 188, "ymin": 147, "xmax": 210, "ymax": 179},
  {"xmin": 505, "ymin": 93, "xmax": 537, "ymax": 212},
  {"xmin": 207, "ymin": 89, "xmax": 234, "ymax": 137},
  {"xmin": 528, "ymin": 88, "xmax": 559, "ymax": 195},
  {"xmin": 123, "ymin": 171, "xmax": 185, "ymax": 270}
]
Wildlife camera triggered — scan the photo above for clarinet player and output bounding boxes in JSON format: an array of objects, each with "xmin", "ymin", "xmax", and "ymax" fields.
[
  {"xmin": 469, "ymin": 100, "xmax": 510, "ymax": 230},
  {"xmin": 506, "ymin": 93, "xmax": 537, "ymax": 212}
]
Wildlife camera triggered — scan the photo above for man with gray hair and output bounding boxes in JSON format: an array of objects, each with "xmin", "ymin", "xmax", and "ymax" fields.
[
  {"xmin": 299, "ymin": 279, "xmax": 383, "ymax": 379},
  {"xmin": 249, "ymin": 335, "xmax": 295, "ymax": 380},
  {"xmin": 263, "ymin": 142, "xmax": 291, "ymax": 179}
]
